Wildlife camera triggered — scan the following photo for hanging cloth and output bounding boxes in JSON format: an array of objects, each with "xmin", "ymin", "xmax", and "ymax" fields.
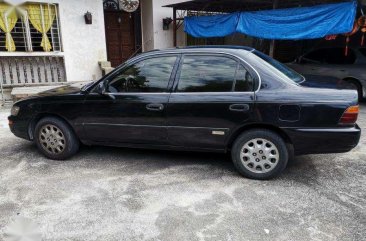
[
  {"xmin": 0, "ymin": 3, "xmax": 18, "ymax": 52},
  {"xmin": 184, "ymin": 13, "xmax": 238, "ymax": 38},
  {"xmin": 184, "ymin": 1, "xmax": 357, "ymax": 40},
  {"xmin": 26, "ymin": 3, "xmax": 56, "ymax": 52}
]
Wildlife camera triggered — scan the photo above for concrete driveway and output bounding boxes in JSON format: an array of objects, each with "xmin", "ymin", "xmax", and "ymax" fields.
[{"xmin": 0, "ymin": 104, "xmax": 365, "ymax": 241}]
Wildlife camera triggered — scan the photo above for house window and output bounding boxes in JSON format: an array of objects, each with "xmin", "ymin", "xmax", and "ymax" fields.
[{"xmin": 0, "ymin": 2, "xmax": 62, "ymax": 52}]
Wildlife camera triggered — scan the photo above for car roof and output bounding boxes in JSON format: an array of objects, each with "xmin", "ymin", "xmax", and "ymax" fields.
[{"xmin": 140, "ymin": 45, "xmax": 255, "ymax": 56}]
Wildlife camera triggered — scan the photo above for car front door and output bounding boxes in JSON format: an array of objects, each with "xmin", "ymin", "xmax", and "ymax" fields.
[
  {"xmin": 82, "ymin": 55, "xmax": 179, "ymax": 145},
  {"xmin": 166, "ymin": 54, "xmax": 257, "ymax": 150}
]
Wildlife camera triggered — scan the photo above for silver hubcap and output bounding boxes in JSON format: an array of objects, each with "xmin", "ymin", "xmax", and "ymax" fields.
[
  {"xmin": 240, "ymin": 138, "xmax": 280, "ymax": 174},
  {"xmin": 39, "ymin": 124, "xmax": 66, "ymax": 155}
]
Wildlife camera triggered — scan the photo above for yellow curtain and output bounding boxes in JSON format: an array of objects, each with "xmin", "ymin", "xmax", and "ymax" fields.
[
  {"xmin": 0, "ymin": 3, "xmax": 18, "ymax": 52},
  {"xmin": 26, "ymin": 4, "xmax": 55, "ymax": 52}
]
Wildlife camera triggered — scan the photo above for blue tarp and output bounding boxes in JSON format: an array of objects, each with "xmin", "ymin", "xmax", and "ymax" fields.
[{"xmin": 184, "ymin": 1, "xmax": 357, "ymax": 40}]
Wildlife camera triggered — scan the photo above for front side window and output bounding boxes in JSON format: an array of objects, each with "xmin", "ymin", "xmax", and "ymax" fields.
[
  {"xmin": 177, "ymin": 55, "xmax": 247, "ymax": 92},
  {"xmin": 107, "ymin": 56, "xmax": 177, "ymax": 93}
]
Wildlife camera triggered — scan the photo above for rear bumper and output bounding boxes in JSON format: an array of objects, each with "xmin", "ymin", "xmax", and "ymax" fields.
[{"xmin": 284, "ymin": 125, "xmax": 361, "ymax": 155}]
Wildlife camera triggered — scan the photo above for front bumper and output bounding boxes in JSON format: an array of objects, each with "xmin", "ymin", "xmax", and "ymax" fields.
[
  {"xmin": 284, "ymin": 125, "xmax": 361, "ymax": 155},
  {"xmin": 8, "ymin": 116, "xmax": 31, "ymax": 140}
]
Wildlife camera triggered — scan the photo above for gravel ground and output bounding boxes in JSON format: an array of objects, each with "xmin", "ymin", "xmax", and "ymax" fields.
[{"xmin": 0, "ymin": 104, "xmax": 365, "ymax": 241}]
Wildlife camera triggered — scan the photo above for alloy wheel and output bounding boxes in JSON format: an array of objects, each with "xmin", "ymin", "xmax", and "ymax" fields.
[
  {"xmin": 38, "ymin": 124, "xmax": 66, "ymax": 155},
  {"xmin": 240, "ymin": 138, "xmax": 280, "ymax": 174}
]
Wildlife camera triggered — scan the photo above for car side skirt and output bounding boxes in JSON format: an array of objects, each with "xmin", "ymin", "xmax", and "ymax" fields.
[{"xmin": 80, "ymin": 140, "xmax": 227, "ymax": 153}]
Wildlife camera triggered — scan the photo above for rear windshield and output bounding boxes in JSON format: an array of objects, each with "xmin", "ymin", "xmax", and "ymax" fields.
[{"xmin": 253, "ymin": 50, "xmax": 304, "ymax": 83}]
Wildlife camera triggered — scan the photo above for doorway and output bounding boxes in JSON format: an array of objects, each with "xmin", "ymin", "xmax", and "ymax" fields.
[{"xmin": 104, "ymin": 9, "xmax": 142, "ymax": 67}]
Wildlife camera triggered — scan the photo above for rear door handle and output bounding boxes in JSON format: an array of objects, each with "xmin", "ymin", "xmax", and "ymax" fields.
[
  {"xmin": 146, "ymin": 103, "xmax": 164, "ymax": 112},
  {"xmin": 229, "ymin": 104, "xmax": 250, "ymax": 112}
]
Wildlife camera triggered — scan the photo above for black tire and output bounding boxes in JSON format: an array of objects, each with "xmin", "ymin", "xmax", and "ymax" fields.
[
  {"xmin": 346, "ymin": 79, "xmax": 363, "ymax": 102},
  {"xmin": 231, "ymin": 129, "xmax": 288, "ymax": 180},
  {"xmin": 34, "ymin": 117, "xmax": 79, "ymax": 160}
]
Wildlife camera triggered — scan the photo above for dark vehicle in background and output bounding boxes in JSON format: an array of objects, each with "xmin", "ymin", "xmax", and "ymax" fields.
[
  {"xmin": 8, "ymin": 46, "xmax": 361, "ymax": 180},
  {"xmin": 288, "ymin": 47, "xmax": 366, "ymax": 101}
]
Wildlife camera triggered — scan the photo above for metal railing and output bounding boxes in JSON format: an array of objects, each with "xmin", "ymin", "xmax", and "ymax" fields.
[{"xmin": 0, "ymin": 56, "xmax": 66, "ymax": 86}]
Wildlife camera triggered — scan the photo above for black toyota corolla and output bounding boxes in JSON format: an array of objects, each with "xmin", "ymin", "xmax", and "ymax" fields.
[{"xmin": 8, "ymin": 46, "xmax": 361, "ymax": 180}]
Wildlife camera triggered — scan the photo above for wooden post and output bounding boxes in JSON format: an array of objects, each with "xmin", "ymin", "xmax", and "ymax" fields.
[
  {"xmin": 269, "ymin": 0, "xmax": 279, "ymax": 58},
  {"xmin": 173, "ymin": 7, "xmax": 177, "ymax": 47}
]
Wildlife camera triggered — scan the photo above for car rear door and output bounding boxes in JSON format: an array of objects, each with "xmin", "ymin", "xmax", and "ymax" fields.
[
  {"xmin": 166, "ymin": 53, "xmax": 257, "ymax": 150},
  {"xmin": 82, "ymin": 54, "xmax": 179, "ymax": 145}
]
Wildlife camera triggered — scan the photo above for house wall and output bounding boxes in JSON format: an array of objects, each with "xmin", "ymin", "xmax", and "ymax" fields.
[
  {"xmin": 141, "ymin": 0, "xmax": 187, "ymax": 52},
  {"xmin": 1, "ymin": 0, "xmax": 186, "ymax": 85},
  {"xmin": 141, "ymin": 0, "xmax": 154, "ymax": 52},
  {"xmin": 1, "ymin": 0, "xmax": 107, "ymax": 82}
]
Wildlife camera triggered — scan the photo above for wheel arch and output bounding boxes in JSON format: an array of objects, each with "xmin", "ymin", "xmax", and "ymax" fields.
[
  {"xmin": 343, "ymin": 77, "xmax": 364, "ymax": 96},
  {"xmin": 227, "ymin": 123, "xmax": 293, "ymax": 150},
  {"xmin": 28, "ymin": 113, "xmax": 77, "ymax": 141}
]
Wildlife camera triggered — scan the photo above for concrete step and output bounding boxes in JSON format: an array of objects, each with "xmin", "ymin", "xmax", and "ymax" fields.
[
  {"xmin": 99, "ymin": 61, "xmax": 112, "ymax": 68},
  {"xmin": 103, "ymin": 67, "xmax": 115, "ymax": 75}
]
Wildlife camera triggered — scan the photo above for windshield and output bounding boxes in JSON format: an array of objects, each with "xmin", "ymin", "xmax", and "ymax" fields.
[
  {"xmin": 253, "ymin": 50, "xmax": 304, "ymax": 83},
  {"xmin": 81, "ymin": 81, "xmax": 96, "ymax": 92}
]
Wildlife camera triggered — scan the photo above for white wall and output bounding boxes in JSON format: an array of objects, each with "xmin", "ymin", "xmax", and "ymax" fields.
[
  {"xmin": 141, "ymin": 0, "xmax": 154, "ymax": 52},
  {"xmin": 57, "ymin": 0, "xmax": 107, "ymax": 82},
  {"xmin": 2, "ymin": 0, "xmax": 188, "ymax": 82},
  {"xmin": 141, "ymin": 0, "xmax": 187, "ymax": 51},
  {"xmin": 2, "ymin": 0, "xmax": 108, "ymax": 82}
]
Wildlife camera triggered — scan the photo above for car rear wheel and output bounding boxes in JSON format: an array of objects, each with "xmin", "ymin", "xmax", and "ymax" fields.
[
  {"xmin": 231, "ymin": 129, "xmax": 288, "ymax": 180},
  {"xmin": 34, "ymin": 117, "xmax": 79, "ymax": 160}
]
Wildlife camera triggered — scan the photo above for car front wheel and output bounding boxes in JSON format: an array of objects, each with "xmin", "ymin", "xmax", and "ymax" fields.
[
  {"xmin": 231, "ymin": 129, "xmax": 288, "ymax": 180},
  {"xmin": 34, "ymin": 117, "xmax": 79, "ymax": 160}
]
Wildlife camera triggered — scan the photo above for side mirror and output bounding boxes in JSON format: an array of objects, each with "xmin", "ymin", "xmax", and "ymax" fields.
[{"xmin": 100, "ymin": 81, "xmax": 116, "ymax": 101}]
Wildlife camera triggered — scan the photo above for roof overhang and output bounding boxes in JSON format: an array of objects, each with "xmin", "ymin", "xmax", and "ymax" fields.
[{"xmin": 164, "ymin": 0, "xmax": 358, "ymax": 12}]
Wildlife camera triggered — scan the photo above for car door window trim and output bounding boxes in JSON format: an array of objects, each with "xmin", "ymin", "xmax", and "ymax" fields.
[
  {"xmin": 91, "ymin": 54, "xmax": 180, "ymax": 94},
  {"xmin": 172, "ymin": 52, "xmax": 261, "ymax": 94}
]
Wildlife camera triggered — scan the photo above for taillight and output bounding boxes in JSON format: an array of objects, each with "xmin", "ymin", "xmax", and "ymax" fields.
[{"xmin": 339, "ymin": 105, "xmax": 359, "ymax": 124}]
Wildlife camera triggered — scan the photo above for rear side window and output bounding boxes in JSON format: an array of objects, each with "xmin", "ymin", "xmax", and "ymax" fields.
[
  {"xmin": 359, "ymin": 48, "xmax": 366, "ymax": 57},
  {"xmin": 177, "ymin": 55, "xmax": 253, "ymax": 92},
  {"xmin": 235, "ymin": 65, "xmax": 254, "ymax": 91},
  {"xmin": 303, "ymin": 48, "xmax": 356, "ymax": 65}
]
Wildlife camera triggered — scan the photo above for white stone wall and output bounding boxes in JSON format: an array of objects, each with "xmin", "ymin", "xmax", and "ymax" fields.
[{"xmin": 1, "ymin": 0, "xmax": 108, "ymax": 82}]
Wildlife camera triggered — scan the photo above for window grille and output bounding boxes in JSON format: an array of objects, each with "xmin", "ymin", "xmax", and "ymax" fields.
[{"xmin": 0, "ymin": 3, "xmax": 62, "ymax": 52}]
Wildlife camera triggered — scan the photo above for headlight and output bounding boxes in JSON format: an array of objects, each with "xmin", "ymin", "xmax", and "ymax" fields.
[{"xmin": 11, "ymin": 106, "xmax": 20, "ymax": 116}]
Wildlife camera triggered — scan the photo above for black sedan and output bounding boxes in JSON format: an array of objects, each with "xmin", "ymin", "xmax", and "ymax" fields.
[{"xmin": 8, "ymin": 46, "xmax": 361, "ymax": 180}]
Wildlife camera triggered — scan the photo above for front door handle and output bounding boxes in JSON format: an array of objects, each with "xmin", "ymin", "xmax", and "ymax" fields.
[
  {"xmin": 229, "ymin": 104, "xmax": 250, "ymax": 112},
  {"xmin": 146, "ymin": 103, "xmax": 164, "ymax": 112}
]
